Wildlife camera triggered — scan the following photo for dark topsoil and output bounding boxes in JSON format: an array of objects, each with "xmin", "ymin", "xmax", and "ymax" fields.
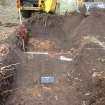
[{"xmin": 2, "ymin": 10, "xmax": 105, "ymax": 105}]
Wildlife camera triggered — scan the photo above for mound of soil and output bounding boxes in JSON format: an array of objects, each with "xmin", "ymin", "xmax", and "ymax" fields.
[{"xmin": 70, "ymin": 10, "xmax": 105, "ymax": 49}]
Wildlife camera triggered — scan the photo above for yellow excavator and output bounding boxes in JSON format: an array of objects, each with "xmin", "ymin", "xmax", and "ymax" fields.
[
  {"xmin": 16, "ymin": 0, "xmax": 95, "ymax": 18},
  {"xmin": 16, "ymin": 0, "xmax": 57, "ymax": 18}
]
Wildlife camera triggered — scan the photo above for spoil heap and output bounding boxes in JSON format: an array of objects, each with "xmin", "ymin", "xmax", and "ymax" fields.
[{"xmin": 0, "ymin": 43, "xmax": 17, "ymax": 104}]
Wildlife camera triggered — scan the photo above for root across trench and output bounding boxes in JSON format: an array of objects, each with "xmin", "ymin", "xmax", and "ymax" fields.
[
  {"xmin": 2, "ymin": 10, "xmax": 105, "ymax": 105},
  {"xmin": 0, "ymin": 43, "xmax": 18, "ymax": 104}
]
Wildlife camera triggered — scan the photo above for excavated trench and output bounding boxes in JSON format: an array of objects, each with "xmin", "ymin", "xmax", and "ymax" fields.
[{"xmin": 1, "ymin": 10, "xmax": 105, "ymax": 105}]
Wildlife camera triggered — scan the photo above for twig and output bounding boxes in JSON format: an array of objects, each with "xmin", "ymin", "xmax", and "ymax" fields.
[
  {"xmin": 0, "ymin": 74, "xmax": 14, "ymax": 81},
  {"xmin": 1, "ymin": 88, "xmax": 19, "ymax": 95},
  {"xmin": 1, "ymin": 63, "xmax": 20, "ymax": 70},
  {"xmin": 3, "ymin": 68, "xmax": 15, "ymax": 71}
]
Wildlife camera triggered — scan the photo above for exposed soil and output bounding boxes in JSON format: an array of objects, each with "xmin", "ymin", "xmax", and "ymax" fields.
[
  {"xmin": 25, "ymin": 13, "xmax": 85, "ymax": 51},
  {"xmin": 1, "ymin": 9, "xmax": 104, "ymax": 105},
  {"xmin": 0, "ymin": 43, "xmax": 18, "ymax": 104}
]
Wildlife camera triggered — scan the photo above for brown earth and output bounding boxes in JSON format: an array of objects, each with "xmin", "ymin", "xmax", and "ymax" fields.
[
  {"xmin": 0, "ymin": 43, "xmax": 18, "ymax": 104},
  {"xmin": 1, "ymin": 10, "xmax": 105, "ymax": 105}
]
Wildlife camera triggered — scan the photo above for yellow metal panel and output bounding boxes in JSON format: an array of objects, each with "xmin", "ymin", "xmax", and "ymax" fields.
[
  {"xmin": 38, "ymin": 0, "xmax": 44, "ymax": 10},
  {"xmin": 50, "ymin": 0, "xmax": 57, "ymax": 12},
  {"xmin": 45, "ymin": 0, "xmax": 53, "ymax": 12}
]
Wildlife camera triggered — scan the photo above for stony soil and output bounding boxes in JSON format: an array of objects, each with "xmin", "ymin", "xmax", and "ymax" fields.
[
  {"xmin": 1, "ymin": 1, "xmax": 105, "ymax": 105},
  {"xmin": 0, "ymin": 1, "xmax": 18, "ymax": 104},
  {"xmin": 5, "ymin": 10, "xmax": 105, "ymax": 105},
  {"xmin": 0, "ymin": 0, "xmax": 18, "ymax": 42}
]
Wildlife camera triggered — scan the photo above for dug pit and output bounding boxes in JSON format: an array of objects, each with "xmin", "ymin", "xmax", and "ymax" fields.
[{"xmin": 3, "ymin": 10, "xmax": 105, "ymax": 105}]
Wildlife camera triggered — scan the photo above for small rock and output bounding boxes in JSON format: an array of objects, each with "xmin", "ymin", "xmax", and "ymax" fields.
[
  {"xmin": 84, "ymin": 93, "xmax": 91, "ymax": 96},
  {"xmin": 92, "ymin": 72, "xmax": 102, "ymax": 86},
  {"xmin": 100, "ymin": 58, "xmax": 105, "ymax": 63},
  {"xmin": 54, "ymin": 96, "xmax": 58, "ymax": 100},
  {"xmin": 92, "ymin": 72, "xmax": 105, "ymax": 88},
  {"xmin": 59, "ymin": 56, "xmax": 73, "ymax": 62},
  {"xmin": 82, "ymin": 101, "xmax": 87, "ymax": 105},
  {"xmin": 92, "ymin": 68, "xmax": 97, "ymax": 71}
]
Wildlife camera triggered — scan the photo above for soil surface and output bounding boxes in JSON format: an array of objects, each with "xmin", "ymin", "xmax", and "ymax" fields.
[
  {"xmin": 4, "ymin": 10, "xmax": 105, "ymax": 105},
  {"xmin": 0, "ymin": 0, "xmax": 18, "ymax": 42},
  {"xmin": 1, "ymin": 1, "xmax": 105, "ymax": 105}
]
